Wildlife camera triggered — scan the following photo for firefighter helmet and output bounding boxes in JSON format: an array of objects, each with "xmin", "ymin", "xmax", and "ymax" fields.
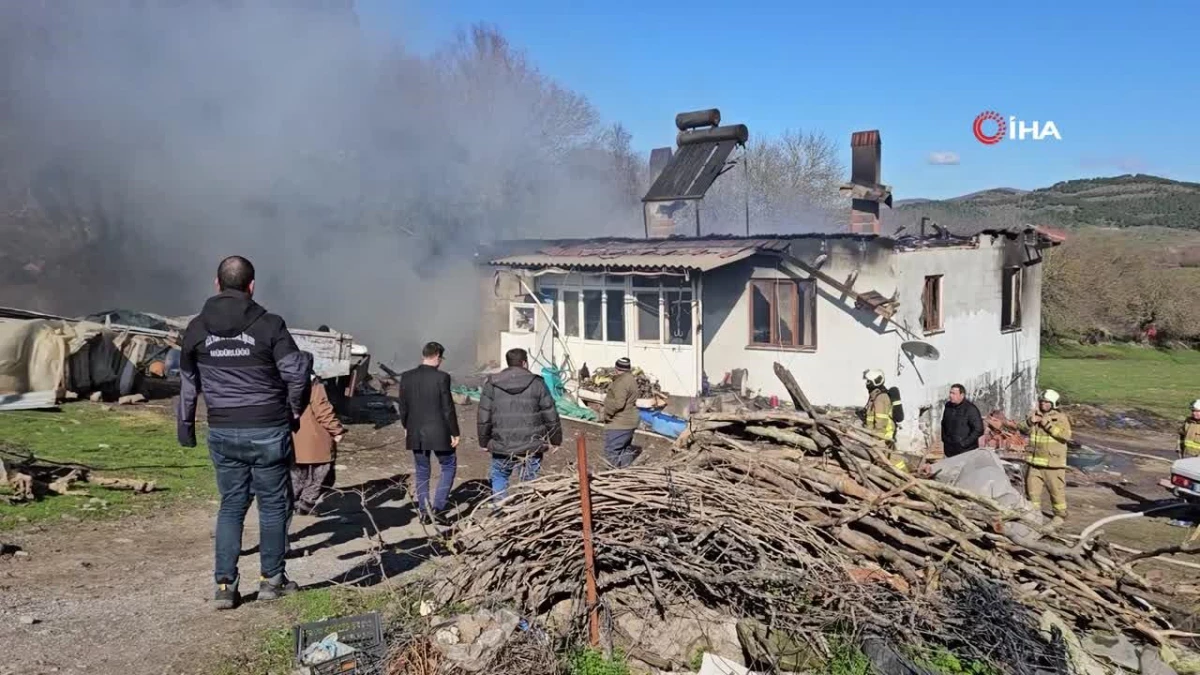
[
  {"xmin": 1040, "ymin": 389, "xmax": 1061, "ymax": 407},
  {"xmin": 863, "ymin": 369, "xmax": 885, "ymax": 387},
  {"xmin": 1192, "ymin": 399, "xmax": 1200, "ymax": 412}
]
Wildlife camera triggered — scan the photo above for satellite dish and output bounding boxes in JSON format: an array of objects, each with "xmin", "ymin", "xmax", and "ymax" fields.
[{"xmin": 901, "ymin": 341, "xmax": 941, "ymax": 360}]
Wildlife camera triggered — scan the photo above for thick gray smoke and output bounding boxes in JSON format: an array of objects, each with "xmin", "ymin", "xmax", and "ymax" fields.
[{"xmin": 0, "ymin": 1, "xmax": 642, "ymax": 366}]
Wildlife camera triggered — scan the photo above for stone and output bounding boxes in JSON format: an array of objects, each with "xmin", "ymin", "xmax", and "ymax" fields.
[
  {"xmin": 1141, "ymin": 647, "xmax": 1178, "ymax": 675},
  {"xmin": 1082, "ymin": 632, "xmax": 1140, "ymax": 672},
  {"xmin": 19, "ymin": 616, "xmax": 39, "ymax": 625}
]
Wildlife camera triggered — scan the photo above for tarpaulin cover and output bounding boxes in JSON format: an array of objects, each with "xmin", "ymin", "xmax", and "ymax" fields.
[
  {"xmin": 929, "ymin": 448, "xmax": 1044, "ymax": 539},
  {"xmin": 0, "ymin": 319, "xmax": 70, "ymax": 395}
]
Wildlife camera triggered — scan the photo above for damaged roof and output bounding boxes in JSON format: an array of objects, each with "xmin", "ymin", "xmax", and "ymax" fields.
[{"xmin": 485, "ymin": 234, "xmax": 883, "ymax": 271}]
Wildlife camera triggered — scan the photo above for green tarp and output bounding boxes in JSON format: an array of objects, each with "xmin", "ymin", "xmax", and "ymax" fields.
[{"xmin": 452, "ymin": 366, "xmax": 598, "ymax": 422}]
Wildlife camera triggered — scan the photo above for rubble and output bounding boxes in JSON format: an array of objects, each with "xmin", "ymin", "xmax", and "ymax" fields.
[{"xmin": 437, "ymin": 362, "xmax": 1199, "ymax": 673}]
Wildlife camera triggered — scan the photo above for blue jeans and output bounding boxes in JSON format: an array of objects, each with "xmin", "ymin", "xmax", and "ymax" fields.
[
  {"xmin": 604, "ymin": 429, "xmax": 636, "ymax": 468},
  {"xmin": 490, "ymin": 454, "xmax": 542, "ymax": 502},
  {"xmin": 208, "ymin": 426, "xmax": 293, "ymax": 584},
  {"xmin": 412, "ymin": 451, "xmax": 457, "ymax": 513}
]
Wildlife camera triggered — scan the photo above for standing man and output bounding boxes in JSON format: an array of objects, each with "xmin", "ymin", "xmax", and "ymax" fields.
[
  {"xmin": 477, "ymin": 348, "xmax": 561, "ymax": 501},
  {"xmin": 177, "ymin": 255, "xmax": 310, "ymax": 610},
  {"xmin": 941, "ymin": 383, "xmax": 984, "ymax": 458},
  {"xmin": 1179, "ymin": 400, "xmax": 1200, "ymax": 458},
  {"xmin": 291, "ymin": 368, "xmax": 345, "ymax": 516},
  {"xmin": 396, "ymin": 342, "xmax": 460, "ymax": 525},
  {"xmin": 1022, "ymin": 389, "xmax": 1073, "ymax": 528},
  {"xmin": 601, "ymin": 357, "xmax": 640, "ymax": 468}
]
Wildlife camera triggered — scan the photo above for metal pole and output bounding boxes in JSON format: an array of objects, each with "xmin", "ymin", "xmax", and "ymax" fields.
[
  {"xmin": 576, "ymin": 433, "xmax": 601, "ymax": 647},
  {"xmin": 744, "ymin": 153, "xmax": 750, "ymax": 236},
  {"xmin": 694, "ymin": 201, "xmax": 701, "ymax": 237}
]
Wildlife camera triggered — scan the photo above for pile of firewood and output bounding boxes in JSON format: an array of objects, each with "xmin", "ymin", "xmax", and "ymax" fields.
[
  {"xmin": 439, "ymin": 364, "xmax": 1195, "ymax": 671},
  {"xmin": 1, "ymin": 445, "xmax": 156, "ymax": 503}
]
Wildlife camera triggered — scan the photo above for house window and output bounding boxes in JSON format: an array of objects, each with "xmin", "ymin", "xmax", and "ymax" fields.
[
  {"xmin": 562, "ymin": 291, "xmax": 580, "ymax": 337},
  {"xmin": 749, "ymin": 279, "xmax": 816, "ymax": 349},
  {"xmin": 605, "ymin": 289, "xmax": 625, "ymax": 342},
  {"xmin": 539, "ymin": 287, "xmax": 558, "ymax": 335},
  {"xmin": 921, "ymin": 275, "xmax": 943, "ymax": 333},
  {"xmin": 635, "ymin": 292, "xmax": 661, "ymax": 342},
  {"xmin": 665, "ymin": 291, "xmax": 693, "ymax": 345},
  {"xmin": 583, "ymin": 290, "xmax": 603, "ymax": 340},
  {"xmin": 1002, "ymin": 266, "xmax": 1022, "ymax": 330}
]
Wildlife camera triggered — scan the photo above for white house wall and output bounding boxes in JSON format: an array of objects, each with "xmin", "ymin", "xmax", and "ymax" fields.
[{"xmin": 701, "ymin": 236, "xmax": 1044, "ymax": 452}]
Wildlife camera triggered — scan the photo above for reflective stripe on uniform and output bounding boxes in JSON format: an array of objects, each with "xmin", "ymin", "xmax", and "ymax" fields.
[
  {"xmin": 1185, "ymin": 440, "xmax": 1200, "ymax": 450},
  {"xmin": 1027, "ymin": 456, "xmax": 1050, "ymax": 467}
]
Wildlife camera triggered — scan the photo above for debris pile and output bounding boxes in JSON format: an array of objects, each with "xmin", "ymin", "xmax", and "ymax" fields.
[
  {"xmin": 440, "ymin": 365, "xmax": 1195, "ymax": 672},
  {"xmin": 581, "ymin": 366, "xmax": 664, "ymax": 400}
]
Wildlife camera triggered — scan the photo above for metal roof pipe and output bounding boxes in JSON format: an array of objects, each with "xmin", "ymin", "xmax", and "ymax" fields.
[
  {"xmin": 674, "ymin": 108, "xmax": 721, "ymax": 131},
  {"xmin": 676, "ymin": 124, "xmax": 749, "ymax": 147}
]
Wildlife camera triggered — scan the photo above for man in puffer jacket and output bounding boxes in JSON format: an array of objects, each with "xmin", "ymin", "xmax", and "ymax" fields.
[{"xmin": 477, "ymin": 348, "xmax": 562, "ymax": 501}]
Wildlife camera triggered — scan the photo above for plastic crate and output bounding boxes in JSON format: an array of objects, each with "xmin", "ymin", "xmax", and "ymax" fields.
[{"xmin": 294, "ymin": 612, "xmax": 385, "ymax": 675}]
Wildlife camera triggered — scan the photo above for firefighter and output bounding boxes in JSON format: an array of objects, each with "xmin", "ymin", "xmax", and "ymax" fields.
[
  {"xmin": 862, "ymin": 370, "xmax": 905, "ymax": 471},
  {"xmin": 1023, "ymin": 389, "xmax": 1072, "ymax": 528},
  {"xmin": 1180, "ymin": 400, "xmax": 1200, "ymax": 458}
]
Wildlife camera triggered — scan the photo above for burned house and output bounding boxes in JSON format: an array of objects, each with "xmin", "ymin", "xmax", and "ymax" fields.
[{"xmin": 476, "ymin": 116, "xmax": 1062, "ymax": 452}]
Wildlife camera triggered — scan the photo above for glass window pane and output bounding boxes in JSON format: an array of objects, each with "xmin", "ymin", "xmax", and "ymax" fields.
[
  {"xmin": 751, "ymin": 282, "xmax": 772, "ymax": 344},
  {"xmin": 605, "ymin": 290, "xmax": 625, "ymax": 342},
  {"xmin": 583, "ymin": 290, "xmax": 603, "ymax": 340},
  {"xmin": 539, "ymin": 287, "xmax": 558, "ymax": 334},
  {"xmin": 799, "ymin": 281, "xmax": 816, "ymax": 348},
  {"xmin": 776, "ymin": 282, "xmax": 797, "ymax": 347},
  {"xmin": 635, "ymin": 292, "xmax": 660, "ymax": 341},
  {"xmin": 666, "ymin": 291, "xmax": 692, "ymax": 345},
  {"xmin": 632, "ymin": 276, "xmax": 660, "ymax": 288},
  {"xmin": 562, "ymin": 291, "xmax": 580, "ymax": 337}
]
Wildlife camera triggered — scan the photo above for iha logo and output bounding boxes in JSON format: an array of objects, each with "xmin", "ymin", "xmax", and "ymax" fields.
[{"xmin": 973, "ymin": 111, "xmax": 1061, "ymax": 144}]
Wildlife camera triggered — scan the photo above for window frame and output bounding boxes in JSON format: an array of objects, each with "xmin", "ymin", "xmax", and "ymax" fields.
[
  {"xmin": 536, "ymin": 273, "xmax": 694, "ymax": 346},
  {"xmin": 747, "ymin": 278, "xmax": 817, "ymax": 351},
  {"xmin": 921, "ymin": 274, "xmax": 944, "ymax": 334},
  {"xmin": 1001, "ymin": 266, "xmax": 1023, "ymax": 331}
]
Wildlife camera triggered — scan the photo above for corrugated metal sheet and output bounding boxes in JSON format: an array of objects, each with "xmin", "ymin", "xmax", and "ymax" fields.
[{"xmin": 488, "ymin": 237, "xmax": 797, "ymax": 271}]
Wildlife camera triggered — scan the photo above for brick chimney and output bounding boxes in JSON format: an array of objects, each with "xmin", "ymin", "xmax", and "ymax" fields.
[{"xmin": 849, "ymin": 130, "xmax": 882, "ymax": 234}]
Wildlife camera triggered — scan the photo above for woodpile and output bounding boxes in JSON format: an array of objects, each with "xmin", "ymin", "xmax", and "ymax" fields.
[{"xmin": 440, "ymin": 364, "xmax": 1196, "ymax": 671}]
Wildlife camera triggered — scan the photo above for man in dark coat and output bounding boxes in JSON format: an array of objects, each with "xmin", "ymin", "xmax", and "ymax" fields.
[
  {"xmin": 397, "ymin": 341, "xmax": 460, "ymax": 524},
  {"xmin": 477, "ymin": 348, "xmax": 562, "ymax": 502},
  {"xmin": 941, "ymin": 383, "xmax": 985, "ymax": 458},
  {"xmin": 177, "ymin": 255, "xmax": 310, "ymax": 610}
]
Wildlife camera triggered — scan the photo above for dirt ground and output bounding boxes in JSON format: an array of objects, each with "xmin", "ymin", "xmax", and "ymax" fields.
[
  {"xmin": 1, "ymin": 402, "xmax": 1197, "ymax": 675},
  {"xmin": 0, "ymin": 402, "xmax": 673, "ymax": 675}
]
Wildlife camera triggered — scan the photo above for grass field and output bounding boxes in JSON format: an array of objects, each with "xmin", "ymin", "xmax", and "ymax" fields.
[
  {"xmin": 0, "ymin": 404, "xmax": 213, "ymax": 529},
  {"xmin": 1040, "ymin": 342, "xmax": 1200, "ymax": 420}
]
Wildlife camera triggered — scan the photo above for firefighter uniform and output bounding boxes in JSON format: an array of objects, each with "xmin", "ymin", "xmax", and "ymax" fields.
[
  {"xmin": 862, "ymin": 370, "xmax": 906, "ymax": 472},
  {"xmin": 1180, "ymin": 417, "xmax": 1200, "ymax": 458},
  {"xmin": 1025, "ymin": 408, "xmax": 1072, "ymax": 520},
  {"xmin": 866, "ymin": 388, "xmax": 895, "ymax": 442}
]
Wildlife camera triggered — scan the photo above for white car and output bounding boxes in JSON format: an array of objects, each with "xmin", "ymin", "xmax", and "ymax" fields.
[{"xmin": 1166, "ymin": 456, "xmax": 1200, "ymax": 502}]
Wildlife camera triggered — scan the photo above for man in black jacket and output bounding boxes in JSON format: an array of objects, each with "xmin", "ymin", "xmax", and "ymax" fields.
[
  {"xmin": 397, "ymin": 342, "xmax": 460, "ymax": 524},
  {"xmin": 477, "ymin": 348, "xmax": 562, "ymax": 502},
  {"xmin": 177, "ymin": 256, "xmax": 310, "ymax": 610},
  {"xmin": 941, "ymin": 383, "xmax": 985, "ymax": 458}
]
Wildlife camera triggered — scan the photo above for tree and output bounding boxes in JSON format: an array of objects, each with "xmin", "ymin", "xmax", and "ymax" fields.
[{"xmin": 698, "ymin": 128, "xmax": 847, "ymax": 234}]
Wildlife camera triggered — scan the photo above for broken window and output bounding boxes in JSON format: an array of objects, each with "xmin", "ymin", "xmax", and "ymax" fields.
[
  {"xmin": 635, "ymin": 292, "xmax": 660, "ymax": 342},
  {"xmin": 562, "ymin": 290, "xmax": 580, "ymax": 337},
  {"xmin": 665, "ymin": 291, "xmax": 693, "ymax": 345},
  {"xmin": 605, "ymin": 290, "xmax": 625, "ymax": 342},
  {"xmin": 921, "ymin": 275, "xmax": 943, "ymax": 333},
  {"xmin": 1002, "ymin": 266, "xmax": 1022, "ymax": 330},
  {"xmin": 749, "ymin": 279, "xmax": 816, "ymax": 349},
  {"xmin": 583, "ymin": 290, "xmax": 603, "ymax": 340}
]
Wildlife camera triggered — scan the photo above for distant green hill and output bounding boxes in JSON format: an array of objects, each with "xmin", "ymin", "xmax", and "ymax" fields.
[{"xmin": 889, "ymin": 174, "xmax": 1200, "ymax": 235}]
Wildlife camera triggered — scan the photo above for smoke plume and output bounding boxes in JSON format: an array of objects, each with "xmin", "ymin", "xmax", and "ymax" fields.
[{"xmin": 0, "ymin": 1, "xmax": 642, "ymax": 366}]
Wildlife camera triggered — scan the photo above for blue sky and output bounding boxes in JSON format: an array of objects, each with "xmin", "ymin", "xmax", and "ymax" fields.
[{"xmin": 359, "ymin": 0, "xmax": 1198, "ymax": 199}]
